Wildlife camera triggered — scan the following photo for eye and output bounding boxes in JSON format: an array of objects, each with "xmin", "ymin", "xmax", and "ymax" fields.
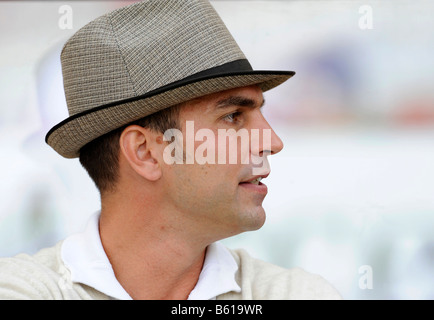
[{"xmin": 223, "ymin": 111, "xmax": 243, "ymax": 123}]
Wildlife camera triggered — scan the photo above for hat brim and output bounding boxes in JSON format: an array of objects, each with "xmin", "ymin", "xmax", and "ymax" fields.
[{"xmin": 46, "ymin": 70, "xmax": 295, "ymax": 158}]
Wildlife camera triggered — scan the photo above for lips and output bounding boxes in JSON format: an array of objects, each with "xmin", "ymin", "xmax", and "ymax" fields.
[{"xmin": 239, "ymin": 173, "xmax": 269, "ymax": 194}]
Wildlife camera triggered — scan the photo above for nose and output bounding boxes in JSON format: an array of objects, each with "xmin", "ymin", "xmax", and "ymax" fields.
[
  {"xmin": 251, "ymin": 110, "xmax": 284, "ymax": 157},
  {"xmin": 267, "ymin": 125, "xmax": 284, "ymax": 156}
]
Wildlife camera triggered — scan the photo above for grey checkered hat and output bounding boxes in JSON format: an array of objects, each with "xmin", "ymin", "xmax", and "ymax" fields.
[{"xmin": 46, "ymin": 0, "xmax": 295, "ymax": 158}]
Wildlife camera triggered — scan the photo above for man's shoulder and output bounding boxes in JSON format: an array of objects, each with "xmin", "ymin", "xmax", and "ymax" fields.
[
  {"xmin": 0, "ymin": 242, "xmax": 65, "ymax": 299},
  {"xmin": 0, "ymin": 241, "xmax": 110, "ymax": 300},
  {"xmin": 223, "ymin": 248, "xmax": 342, "ymax": 300},
  {"xmin": 0, "ymin": 241, "xmax": 64, "ymax": 278}
]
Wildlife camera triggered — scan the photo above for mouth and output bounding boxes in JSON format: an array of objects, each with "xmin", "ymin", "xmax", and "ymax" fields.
[
  {"xmin": 239, "ymin": 174, "xmax": 269, "ymax": 194},
  {"xmin": 245, "ymin": 177, "xmax": 262, "ymax": 185}
]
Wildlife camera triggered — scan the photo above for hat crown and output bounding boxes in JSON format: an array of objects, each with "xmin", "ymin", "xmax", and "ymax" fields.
[{"xmin": 61, "ymin": 0, "xmax": 246, "ymax": 117}]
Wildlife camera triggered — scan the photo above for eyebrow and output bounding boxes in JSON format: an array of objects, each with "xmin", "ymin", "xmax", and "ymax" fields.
[{"xmin": 216, "ymin": 96, "xmax": 265, "ymax": 110}]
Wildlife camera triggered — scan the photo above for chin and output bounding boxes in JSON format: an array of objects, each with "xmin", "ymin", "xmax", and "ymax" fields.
[{"xmin": 240, "ymin": 206, "xmax": 266, "ymax": 232}]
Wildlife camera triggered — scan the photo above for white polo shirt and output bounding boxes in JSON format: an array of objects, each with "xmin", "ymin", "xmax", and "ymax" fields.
[{"xmin": 60, "ymin": 213, "xmax": 241, "ymax": 300}]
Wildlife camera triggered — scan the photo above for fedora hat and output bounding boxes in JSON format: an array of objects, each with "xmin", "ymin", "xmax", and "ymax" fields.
[{"xmin": 45, "ymin": 0, "xmax": 295, "ymax": 158}]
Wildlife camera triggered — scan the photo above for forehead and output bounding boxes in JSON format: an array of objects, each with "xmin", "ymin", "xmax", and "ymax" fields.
[{"xmin": 180, "ymin": 85, "xmax": 264, "ymax": 115}]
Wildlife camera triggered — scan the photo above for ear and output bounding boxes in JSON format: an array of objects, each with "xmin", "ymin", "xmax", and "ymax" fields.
[{"xmin": 119, "ymin": 125, "xmax": 162, "ymax": 181}]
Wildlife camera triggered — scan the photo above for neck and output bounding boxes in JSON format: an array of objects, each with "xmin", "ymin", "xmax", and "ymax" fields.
[{"xmin": 99, "ymin": 192, "xmax": 210, "ymax": 300}]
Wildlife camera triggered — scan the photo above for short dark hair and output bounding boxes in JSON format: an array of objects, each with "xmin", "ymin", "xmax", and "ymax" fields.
[{"xmin": 79, "ymin": 104, "xmax": 182, "ymax": 194}]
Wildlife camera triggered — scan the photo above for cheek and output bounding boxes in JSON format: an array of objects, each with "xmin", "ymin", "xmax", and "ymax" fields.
[
  {"xmin": 171, "ymin": 163, "xmax": 240, "ymax": 207},
  {"xmin": 189, "ymin": 164, "xmax": 238, "ymax": 195}
]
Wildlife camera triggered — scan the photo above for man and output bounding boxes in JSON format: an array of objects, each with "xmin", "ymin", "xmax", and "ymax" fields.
[{"xmin": 0, "ymin": 0, "xmax": 341, "ymax": 299}]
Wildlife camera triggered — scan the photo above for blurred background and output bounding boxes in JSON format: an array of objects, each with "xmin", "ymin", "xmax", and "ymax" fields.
[{"xmin": 1, "ymin": 0, "xmax": 433, "ymax": 299}]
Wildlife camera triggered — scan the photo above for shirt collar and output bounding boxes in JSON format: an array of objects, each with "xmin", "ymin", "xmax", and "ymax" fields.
[{"xmin": 61, "ymin": 212, "xmax": 241, "ymax": 300}]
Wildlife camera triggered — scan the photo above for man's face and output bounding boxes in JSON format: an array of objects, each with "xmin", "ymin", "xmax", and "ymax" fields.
[{"xmin": 159, "ymin": 85, "xmax": 284, "ymax": 240}]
